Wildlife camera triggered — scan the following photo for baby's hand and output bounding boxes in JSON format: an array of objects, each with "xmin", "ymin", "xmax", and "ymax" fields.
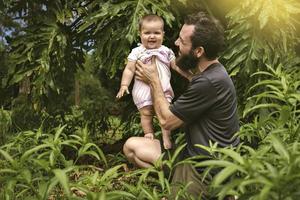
[
  {"xmin": 116, "ymin": 85, "xmax": 129, "ymax": 99},
  {"xmin": 144, "ymin": 133, "xmax": 154, "ymax": 140}
]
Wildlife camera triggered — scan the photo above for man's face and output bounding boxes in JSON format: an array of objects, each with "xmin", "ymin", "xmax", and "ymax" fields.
[{"xmin": 175, "ymin": 24, "xmax": 199, "ymax": 70}]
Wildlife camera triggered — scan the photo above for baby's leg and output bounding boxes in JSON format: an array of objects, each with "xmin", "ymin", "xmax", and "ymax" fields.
[
  {"xmin": 139, "ymin": 106, "xmax": 154, "ymax": 138},
  {"xmin": 162, "ymin": 128, "xmax": 172, "ymax": 149}
]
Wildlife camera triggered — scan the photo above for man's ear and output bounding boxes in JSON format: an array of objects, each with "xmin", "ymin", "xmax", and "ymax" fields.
[{"xmin": 194, "ymin": 47, "xmax": 205, "ymax": 58}]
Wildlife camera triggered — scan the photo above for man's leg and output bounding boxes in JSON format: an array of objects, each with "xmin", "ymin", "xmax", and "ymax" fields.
[
  {"xmin": 170, "ymin": 163, "xmax": 209, "ymax": 200},
  {"xmin": 123, "ymin": 136, "xmax": 162, "ymax": 168}
]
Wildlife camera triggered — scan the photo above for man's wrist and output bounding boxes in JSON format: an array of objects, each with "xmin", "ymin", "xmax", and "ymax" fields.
[{"xmin": 150, "ymin": 76, "xmax": 160, "ymax": 88}]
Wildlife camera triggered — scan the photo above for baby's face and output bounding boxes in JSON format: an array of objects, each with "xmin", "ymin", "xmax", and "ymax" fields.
[{"xmin": 140, "ymin": 21, "xmax": 164, "ymax": 49}]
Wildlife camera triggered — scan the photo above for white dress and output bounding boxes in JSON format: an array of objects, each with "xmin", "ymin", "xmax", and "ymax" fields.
[{"xmin": 128, "ymin": 45, "xmax": 175, "ymax": 109}]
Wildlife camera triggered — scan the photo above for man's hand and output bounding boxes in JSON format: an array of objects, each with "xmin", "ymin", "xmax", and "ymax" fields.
[
  {"xmin": 135, "ymin": 56, "xmax": 159, "ymax": 84},
  {"xmin": 116, "ymin": 85, "xmax": 129, "ymax": 99}
]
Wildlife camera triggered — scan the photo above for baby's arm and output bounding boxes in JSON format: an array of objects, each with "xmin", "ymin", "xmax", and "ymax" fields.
[
  {"xmin": 116, "ymin": 61, "xmax": 136, "ymax": 99},
  {"xmin": 170, "ymin": 60, "xmax": 193, "ymax": 81}
]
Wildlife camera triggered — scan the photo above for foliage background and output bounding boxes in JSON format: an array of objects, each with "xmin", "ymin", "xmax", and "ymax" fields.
[{"xmin": 0, "ymin": 0, "xmax": 300, "ymax": 199}]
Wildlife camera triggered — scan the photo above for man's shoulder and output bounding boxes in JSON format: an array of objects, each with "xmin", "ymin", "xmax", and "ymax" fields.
[
  {"xmin": 190, "ymin": 63, "xmax": 230, "ymax": 90},
  {"xmin": 206, "ymin": 62, "xmax": 226, "ymax": 73},
  {"xmin": 203, "ymin": 63, "xmax": 230, "ymax": 80}
]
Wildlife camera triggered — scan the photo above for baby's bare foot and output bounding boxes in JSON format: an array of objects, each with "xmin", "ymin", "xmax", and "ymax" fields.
[{"xmin": 163, "ymin": 139, "xmax": 172, "ymax": 149}]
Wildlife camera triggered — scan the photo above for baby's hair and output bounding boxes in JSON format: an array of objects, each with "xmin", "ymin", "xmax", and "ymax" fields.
[{"xmin": 138, "ymin": 14, "xmax": 164, "ymax": 31}]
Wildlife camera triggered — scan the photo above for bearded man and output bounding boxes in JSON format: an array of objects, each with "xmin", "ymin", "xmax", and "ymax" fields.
[{"xmin": 123, "ymin": 11, "xmax": 239, "ymax": 199}]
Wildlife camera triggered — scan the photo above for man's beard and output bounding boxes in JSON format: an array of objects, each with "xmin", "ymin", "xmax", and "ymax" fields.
[{"xmin": 176, "ymin": 50, "xmax": 199, "ymax": 71}]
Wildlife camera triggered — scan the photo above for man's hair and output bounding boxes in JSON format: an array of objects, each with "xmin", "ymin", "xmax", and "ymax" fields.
[
  {"xmin": 138, "ymin": 14, "xmax": 164, "ymax": 31},
  {"xmin": 185, "ymin": 12, "xmax": 225, "ymax": 60}
]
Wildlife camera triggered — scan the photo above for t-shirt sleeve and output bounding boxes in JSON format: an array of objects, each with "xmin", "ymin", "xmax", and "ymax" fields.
[
  {"xmin": 170, "ymin": 77, "xmax": 217, "ymax": 123},
  {"xmin": 127, "ymin": 47, "xmax": 140, "ymax": 61}
]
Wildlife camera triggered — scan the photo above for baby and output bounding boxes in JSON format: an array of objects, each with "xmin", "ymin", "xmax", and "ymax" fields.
[{"xmin": 116, "ymin": 14, "xmax": 192, "ymax": 149}]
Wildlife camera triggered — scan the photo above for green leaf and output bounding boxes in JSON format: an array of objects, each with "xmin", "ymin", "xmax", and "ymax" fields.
[
  {"xmin": 0, "ymin": 149, "xmax": 15, "ymax": 166},
  {"xmin": 53, "ymin": 169, "xmax": 70, "ymax": 197},
  {"xmin": 54, "ymin": 125, "xmax": 67, "ymax": 141},
  {"xmin": 32, "ymin": 159, "xmax": 50, "ymax": 171},
  {"xmin": 77, "ymin": 143, "xmax": 107, "ymax": 166},
  {"xmin": 219, "ymin": 148, "xmax": 244, "ymax": 165},
  {"xmin": 99, "ymin": 164, "xmax": 123, "ymax": 183},
  {"xmin": 258, "ymin": 3, "xmax": 270, "ymax": 29},
  {"xmin": 248, "ymin": 80, "xmax": 281, "ymax": 92},
  {"xmin": 80, "ymin": 150, "xmax": 100, "ymax": 160},
  {"xmin": 49, "ymin": 151, "xmax": 55, "ymax": 167},
  {"xmin": 170, "ymin": 143, "xmax": 186, "ymax": 164},
  {"xmin": 140, "ymin": 187, "xmax": 153, "ymax": 199},
  {"xmin": 20, "ymin": 144, "xmax": 51, "ymax": 163},
  {"xmin": 9, "ymin": 73, "xmax": 27, "ymax": 84},
  {"xmin": 269, "ymin": 134, "xmax": 290, "ymax": 162},
  {"xmin": 279, "ymin": 105, "xmax": 291, "ymax": 125},
  {"xmin": 213, "ymin": 165, "xmax": 238, "ymax": 186},
  {"xmin": 106, "ymin": 190, "xmax": 137, "ymax": 199},
  {"xmin": 20, "ymin": 169, "xmax": 32, "ymax": 183},
  {"xmin": 0, "ymin": 169, "xmax": 18, "ymax": 174},
  {"xmin": 259, "ymin": 185, "xmax": 272, "ymax": 200},
  {"xmin": 6, "ymin": 179, "xmax": 17, "ymax": 195},
  {"xmin": 229, "ymin": 66, "xmax": 240, "ymax": 77},
  {"xmin": 243, "ymin": 103, "xmax": 281, "ymax": 118},
  {"xmin": 38, "ymin": 181, "xmax": 49, "ymax": 199},
  {"xmin": 158, "ymin": 171, "xmax": 165, "ymax": 190},
  {"xmin": 91, "ymin": 171, "xmax": 99, "ymax": 185},
  {"xmin": 194, "ymin": 160, "xmax": 234, "ymax": 168},
  {"xmin": 217, "ymin": 178, "xmax": 242, "ymax": 199}
]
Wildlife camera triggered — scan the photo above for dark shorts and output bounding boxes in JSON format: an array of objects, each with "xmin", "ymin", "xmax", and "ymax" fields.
[
  {"xmin": 170, "ymin": 163, "xmax": 210, "ymax": 200},
  {"xmin": 161, "ymin": 148, "xmax": 233, "ymax": 200}
]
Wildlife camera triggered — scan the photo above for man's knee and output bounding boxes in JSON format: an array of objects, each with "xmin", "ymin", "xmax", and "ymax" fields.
[{"xmin": 123, "ymin": 137, "xmax": 137, "ymax": 155}]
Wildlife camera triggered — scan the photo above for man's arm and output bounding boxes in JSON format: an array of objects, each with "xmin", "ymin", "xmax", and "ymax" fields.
[
  {"xmin": 149, "ymin": 75, "xmax": 183, "ymax": 130},
  {"xmin": 135, "ymin": 57, "xmax": 184, "ymax": 130}
]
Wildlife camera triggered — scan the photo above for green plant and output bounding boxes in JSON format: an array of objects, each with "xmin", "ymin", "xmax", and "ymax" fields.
[
  {"xmin": 0, "ymin": 124, "xmax": 107, "ymax": 199},
  {"xmin": 222, "ymin": 0, "xmax": 300, "ymax": 116},
  {"xmin": 6, "ymin": 1, "xmax": 85, "ymax": 109},
  {"xmin": 0, "ymin": 108, "xmax": 11, "ymax": 145},
  {"xmin": 242, "ymin": 64, "xmax": 300, "ymax": 143},
  {"xmin": 195, "ymin": 134, "xmax": 300, "ymax": 200},
  {"xmin": 71, "ymin": 125, "xmax": 107, "ymax": 166}
]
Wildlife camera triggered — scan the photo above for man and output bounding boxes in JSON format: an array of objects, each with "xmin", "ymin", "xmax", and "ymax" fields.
[{"xmin": 123, "ymin": 11, "xmax": 239, "ymax": 198}]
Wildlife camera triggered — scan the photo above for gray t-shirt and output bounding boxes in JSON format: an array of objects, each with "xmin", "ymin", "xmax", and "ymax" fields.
[{"xmin": 170, "ymin": 63, "xmax": 239, "ymax": 158}]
